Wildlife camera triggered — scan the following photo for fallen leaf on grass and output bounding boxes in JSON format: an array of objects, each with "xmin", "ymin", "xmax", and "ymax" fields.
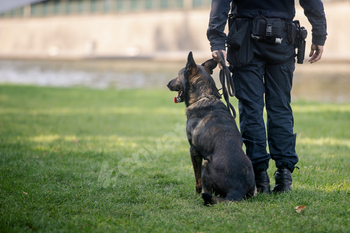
[{"xmin": 295, "ymin": 205, "xmax": 306, "ymax": 213}]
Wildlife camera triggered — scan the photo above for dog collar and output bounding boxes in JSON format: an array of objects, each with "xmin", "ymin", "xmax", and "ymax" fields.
[{"xmin": 189, "ymin": 94, "xmax": 219, "ymax": 106}]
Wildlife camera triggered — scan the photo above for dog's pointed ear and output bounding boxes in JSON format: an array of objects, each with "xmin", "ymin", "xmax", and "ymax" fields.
[
  {"xmin": 201, "ymin": 59, "xmax": 217, "ymax": 75},
  {"xmin": 185, "ymin": 51, "xmax": 198, "ymax": 77}
]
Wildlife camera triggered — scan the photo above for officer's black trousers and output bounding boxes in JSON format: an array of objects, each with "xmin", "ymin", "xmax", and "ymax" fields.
[{"xmin": 232, "ymin": 36, "xmax": 299, "ymax": 173}]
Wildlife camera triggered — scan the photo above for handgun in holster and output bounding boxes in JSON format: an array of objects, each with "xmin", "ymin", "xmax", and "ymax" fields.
[{"xmin": 290, "ymin": 20, "xmax": 308, "ymax": 64}]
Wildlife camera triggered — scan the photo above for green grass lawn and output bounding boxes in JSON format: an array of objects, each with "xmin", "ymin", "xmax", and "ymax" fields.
[{"xmin": 0, "ymin": 85, "xmax": 349, "ymax": 232}]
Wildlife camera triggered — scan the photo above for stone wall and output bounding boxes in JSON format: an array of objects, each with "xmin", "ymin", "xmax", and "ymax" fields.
[{"xmin": 0, "ymin": 1, "xmax": 348, "ymax": 61}]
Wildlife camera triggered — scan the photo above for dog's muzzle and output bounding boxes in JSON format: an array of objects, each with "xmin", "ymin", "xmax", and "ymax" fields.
[{"xmin": 167, "ymin": 80, "xmax": 184, "ymax": 104}]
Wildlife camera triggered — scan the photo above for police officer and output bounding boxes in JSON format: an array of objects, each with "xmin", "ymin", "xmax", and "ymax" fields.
[{"xmin": 207, "ymin": 0, "xmax": 327, "ymax": 194}]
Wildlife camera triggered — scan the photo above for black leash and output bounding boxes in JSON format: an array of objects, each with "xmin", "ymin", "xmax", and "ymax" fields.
[{"xmin": 217, "ymin": 50, "xmax": 236, "ymax": 118}]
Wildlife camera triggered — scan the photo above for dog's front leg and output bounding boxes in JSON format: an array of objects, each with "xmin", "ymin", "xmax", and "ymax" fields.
[{"xmin": 190, "ymin": 146, "xmax": 202, "ymax": 193}]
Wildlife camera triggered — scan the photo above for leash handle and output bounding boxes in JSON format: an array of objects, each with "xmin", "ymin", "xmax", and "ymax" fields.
[
  {"xmin": 217, "ymin": 51, "xmax": 235, "ymax": 97},
  {"xmin": 217, "ymin": 50, "xmax": 236, "ymax": 118}
]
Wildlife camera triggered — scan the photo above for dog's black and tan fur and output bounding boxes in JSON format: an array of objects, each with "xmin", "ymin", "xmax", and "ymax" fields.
[{"xmin": 167, "ymin": 52, "xmax": 256, "ymax": 204}]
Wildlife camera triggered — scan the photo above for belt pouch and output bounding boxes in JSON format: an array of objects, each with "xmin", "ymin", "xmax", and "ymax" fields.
[{"xmin": 252, "ymin": 16, "xmax": 285, "ymax": 39}]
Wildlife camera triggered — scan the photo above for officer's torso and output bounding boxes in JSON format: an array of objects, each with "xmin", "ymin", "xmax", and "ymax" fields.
[{"xmin": 233, "ymin": 0, "xmax": 295, "ymax": 20}]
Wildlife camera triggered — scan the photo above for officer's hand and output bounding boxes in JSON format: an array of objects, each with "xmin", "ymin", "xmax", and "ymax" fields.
[
  {"xmin": 212, "ymin": 50, "xmax": 227, "ymax": 69},
  {"xmin": 309, "ymin": 44, "xmax": 323, "ymax": 64}
]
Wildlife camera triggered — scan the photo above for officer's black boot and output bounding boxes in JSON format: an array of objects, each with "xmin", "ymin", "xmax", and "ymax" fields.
[
  {"xmin": 272, "ymin": 168, "xmax": 292, "ymax": 193},
  {"xmin": 255, "ymin": 170, "xmax": 271, "ymax": 194}
]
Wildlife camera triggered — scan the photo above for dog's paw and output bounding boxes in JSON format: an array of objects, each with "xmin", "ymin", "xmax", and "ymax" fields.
[{"xmin": 201, "ymin": 193, "xmax": 215, "ymax": 205}]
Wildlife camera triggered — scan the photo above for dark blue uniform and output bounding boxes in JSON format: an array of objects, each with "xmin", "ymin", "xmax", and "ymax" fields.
[
  {"xmin": 208, "ymin": 0, "xmax": 327, "ymax": 50},
  {"xmin": 207, "ymin": 0, "xmax": 327, "ymax": 173}
]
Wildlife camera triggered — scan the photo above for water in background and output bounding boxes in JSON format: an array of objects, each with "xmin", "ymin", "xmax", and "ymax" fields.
[{"xmin": 0, "ymin": 59, "xmax": 349, "ymax": 102}]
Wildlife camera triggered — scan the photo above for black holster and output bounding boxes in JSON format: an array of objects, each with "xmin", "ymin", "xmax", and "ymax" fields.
[{"xmin": 286, "ymin": 20, "xmax": 307, "ymax": 64}]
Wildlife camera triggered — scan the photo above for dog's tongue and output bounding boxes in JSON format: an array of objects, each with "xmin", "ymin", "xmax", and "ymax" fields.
[
  {"xmin": 174, "ymin": 91, "xmax": 182, "ymax": 104},
  {"xmin": 174, "ymin": 92, "xmax": 180, "ymax": 104},
  {"xmin": 174, "ymin": 91, "xmax": 180, "ymax": 104}
]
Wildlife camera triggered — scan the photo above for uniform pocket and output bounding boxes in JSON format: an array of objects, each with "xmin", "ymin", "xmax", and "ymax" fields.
[{"xmin": 227, "ymin": 19, "xmax": 254, "ymax": 69}]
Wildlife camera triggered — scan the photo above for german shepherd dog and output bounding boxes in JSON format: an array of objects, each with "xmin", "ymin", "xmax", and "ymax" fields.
[{"xmin": 167, "ymin": 52, "xmax": 256, "ymax": 204}]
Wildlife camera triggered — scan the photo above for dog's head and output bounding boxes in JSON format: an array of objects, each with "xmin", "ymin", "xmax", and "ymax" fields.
[{"xmin": 167, "ymin": 52, "xmax": 220, "ymax": 106}]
